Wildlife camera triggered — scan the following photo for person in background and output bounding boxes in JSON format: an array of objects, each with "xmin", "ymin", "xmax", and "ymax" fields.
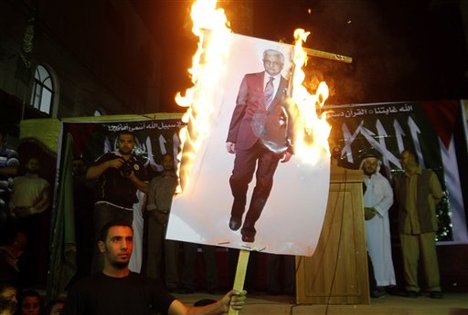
[
  {"xmin": 16, "ymin": 289, "xmax": 42, "ymax": 315},
  {"xmin": 360, "ymin": 150, "xmax": 396, "ymax": 297},
  {"xmin": 0, "ymin": 283, "xmax": 18, "ymax": 315},
  {"xmin": 395, "ymin": 149, "xmax": 444, "ymax": 299},
  {"xmin": 0, "ymin": 227, "xmax": 27, "ymax": 288},
  {"xmin": 45, "ymin": 299, "xmax": 64, "ymax": 315},
  {"xmin": 9, "ymin": 157, "xmax": 50, "ymax": 287},
  {"xmin": 62, "ymin": 220, "xmax": 246, "ymax": 315},
  {"xmin": 144, "ymin": 154, "xmax": 179, "ymax": 291},
  {"xmin": 0, "ymin": 128, "xmax": 19, "ymax": 228},
  {"xmin": 128, "ymin": 190, "xmax": 146, "ymax": 273},
  {"xmin": 9, "ymin": 157, "xmax": 50, "ymax": 218}
]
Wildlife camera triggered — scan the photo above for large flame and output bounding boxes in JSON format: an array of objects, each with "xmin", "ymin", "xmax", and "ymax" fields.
[
  {"xmin": 176, "ymin": 2, "xmax": 331, "ymax": 190},
  {"xmin": 289, "ymin": 29, "xmax": 331, "ymax": 165},
  {"xmin": 175, "ymin": 0, "xmax": 231, "ymax": 191}
]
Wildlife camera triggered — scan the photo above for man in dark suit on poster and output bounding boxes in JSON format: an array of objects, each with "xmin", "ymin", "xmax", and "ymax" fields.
[{"xmin": 226, "ymin": 49, "xmax": 293, "ymax": 243}]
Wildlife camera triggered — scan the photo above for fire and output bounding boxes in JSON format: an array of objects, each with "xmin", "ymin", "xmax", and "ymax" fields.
[
  {"xmin": 175, "ymin": 0, "xmax": 231, "ymax": 191},
  {"xmin": 176, "ymin": 2, "xmax": 331, "ymax": 190},
  {"xmin": 288, "ymin": 29, "xmax": 331, "ymax": 165}
]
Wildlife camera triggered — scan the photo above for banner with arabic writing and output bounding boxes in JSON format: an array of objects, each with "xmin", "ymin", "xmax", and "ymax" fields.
[
  {"xmin": 63, "ymin": 118, "xmax": 184, "ymax": 174},
  {"xmin": 326, "ymin": 101, "xmax": 468, "ymax": 243}
]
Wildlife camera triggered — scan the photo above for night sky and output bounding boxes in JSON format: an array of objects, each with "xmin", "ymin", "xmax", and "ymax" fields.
[{"xmin": 134, "ymin": 0, "xmax": 468, "ymax": 111}]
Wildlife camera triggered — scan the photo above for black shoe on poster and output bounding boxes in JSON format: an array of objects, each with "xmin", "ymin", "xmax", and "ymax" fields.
[{"xmin": 229, "ymin": 216, "xmax": 242, "ymax": 231}]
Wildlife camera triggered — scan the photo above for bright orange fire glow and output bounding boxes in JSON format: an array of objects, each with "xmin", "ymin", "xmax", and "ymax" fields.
[
  {"xmin": 289, "ymin": 29, "xmax": 331, "ymax": 165},
  {"xmin": 176, "ymin": 2, "xmax": 331, "ymax": 190},
  {"xmin": 175, "ymin": 0, "xmax": 231, "ymax": 191}
]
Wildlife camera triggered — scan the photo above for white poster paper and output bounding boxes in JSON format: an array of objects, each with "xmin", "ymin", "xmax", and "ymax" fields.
[{"xmin": 167, "ymin": 33, "xmax": 330, "ymax": 256}]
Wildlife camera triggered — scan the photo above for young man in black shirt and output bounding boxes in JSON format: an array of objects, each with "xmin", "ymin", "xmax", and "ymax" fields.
[{"xmin": 62, "ymin": 221, "xmax": 246, "ymax": 315}]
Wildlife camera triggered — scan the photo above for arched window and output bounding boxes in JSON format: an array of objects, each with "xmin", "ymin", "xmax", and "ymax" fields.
[{"xmin": 30, "ymin": 65, "xmax": 54, "ymax": 114}]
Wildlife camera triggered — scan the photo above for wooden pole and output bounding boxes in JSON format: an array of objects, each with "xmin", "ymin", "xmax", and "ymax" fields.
[
  {"xmin": 228, "ymin": 249, "xmax": 251, "ymax": 315},
  {"xmin": 304, "ymin": 47, "xmax": 353, "ymax": 64}
]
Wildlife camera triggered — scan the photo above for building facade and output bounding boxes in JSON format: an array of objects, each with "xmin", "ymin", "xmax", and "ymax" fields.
[{"xmin": 0, "ymin": 0, "xmax": 162, "ymax": 137}]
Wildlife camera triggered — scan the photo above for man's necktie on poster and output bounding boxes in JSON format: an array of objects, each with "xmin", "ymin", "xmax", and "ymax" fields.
[{"xmin": 264, "ymin": 76, "xmax": 275, "ymax": 108}]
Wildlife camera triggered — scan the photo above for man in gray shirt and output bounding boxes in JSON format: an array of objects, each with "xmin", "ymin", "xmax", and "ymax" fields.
[{"xmin": 144, "ymin": 154, "xmax": 179, "ymax": 290}]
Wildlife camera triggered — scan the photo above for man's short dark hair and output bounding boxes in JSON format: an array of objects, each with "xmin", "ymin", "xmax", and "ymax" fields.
[
  {"xmin": 18, "ymin": 289, "xmax": 41, "ymax": 307},
  {"xmin": 118, "ymin": 130, "xmax": 135, "ymax": 140},
  {"xmin": 98, "ymin": 220, "xmax": 133, "ymax": 242},
  {"xmin": 401, "ymin": 149, "xmax": 419, "ymax": 164},
  {"xmin": 46, "ymin": 298, "xmax": 66, "ymax": 315}
]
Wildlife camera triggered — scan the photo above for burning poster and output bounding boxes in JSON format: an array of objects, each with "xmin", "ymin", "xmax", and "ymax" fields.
[{"xmin": 166, "ymin": 32, "xmax": 331, "ymax": 256}]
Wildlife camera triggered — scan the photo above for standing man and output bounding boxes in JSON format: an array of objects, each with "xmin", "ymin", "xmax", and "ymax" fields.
[
  {"xmin": 360, "ymin": 151, "xmax": 396, "ymax": 297},
  {"xmin": 62, "ymin": 220, "xmax": 246, "ymax": 315},
  {"xmin": 9, "ymin": 157, "xmax": 50, "ymax": 218},
  {"xmin": 0, "ymin": 129, "xmax": 19, "ymax": 227},
  {"xmin": 145, "ymin": 153, "xmax": 180, "ymax": 290},
  {"xmin": 86, "ymin": 131, "xmax": 148, "ymax": 272},
  {"xmin": 395, "ymin": 149, "xmax": 444, "ymax": 299},
  {"xmin": 226, "ymin": 49, "xmax": 292, "ymax": 243},
  {"xmin": 9, "ymin": 157, "xmax": 50, "ymax": 286}
]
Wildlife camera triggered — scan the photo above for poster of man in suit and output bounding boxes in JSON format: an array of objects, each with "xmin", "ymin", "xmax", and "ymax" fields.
[
  {"xmin": 226, "ymin": 49, "xmax": 293, "ymax": 243},
  {"xmin": 166, "ymin": 33, "xmax": 331, "ymax": 256}
]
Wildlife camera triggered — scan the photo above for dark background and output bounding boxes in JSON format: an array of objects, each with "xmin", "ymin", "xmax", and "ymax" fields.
[{"xmin": 132, "ymin": 0, "xmax": 468, "ymax": 110}]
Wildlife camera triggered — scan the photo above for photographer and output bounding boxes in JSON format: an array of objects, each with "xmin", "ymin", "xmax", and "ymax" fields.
[{"xmin": 86, "ymin": 130, "xmax": 148, "ymax": 273}]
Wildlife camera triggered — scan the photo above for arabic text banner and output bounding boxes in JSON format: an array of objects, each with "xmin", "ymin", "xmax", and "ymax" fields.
[{"xmin": 326, "ymin": 101, "xmax": 468, "ymax": 244}]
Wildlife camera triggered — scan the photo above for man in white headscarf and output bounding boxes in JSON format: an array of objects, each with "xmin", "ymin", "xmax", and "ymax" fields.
[{"xmin": 360, "ymin": 150, "xmax": 396, "ymax": 296}]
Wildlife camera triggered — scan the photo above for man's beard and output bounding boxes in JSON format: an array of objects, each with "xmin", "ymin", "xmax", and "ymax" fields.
[
  {"xmin": 110, "ymin": 259, "xmax": 129, "ymax": 269},
  {"xmin": 363, "ymin": 169, "xmax": 375, "ymax": 176},
  {"xmin": 119, "ymin": 148, "xmax": 132, "ymax": 155}
]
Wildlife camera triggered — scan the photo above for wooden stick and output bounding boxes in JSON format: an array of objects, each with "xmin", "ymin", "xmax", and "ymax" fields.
[
  {"xmin": 303, "ymin": 47, "xmax": 353, "ymax": 64},
  {"xmin": 228, "ymin": 249, "xmax": 251, "ymax": 315}
]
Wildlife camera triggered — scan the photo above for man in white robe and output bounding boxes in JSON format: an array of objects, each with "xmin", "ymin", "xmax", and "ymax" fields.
[{"xmin": 360, "ymin": 152, "xmax": 396, "ymax": 295}]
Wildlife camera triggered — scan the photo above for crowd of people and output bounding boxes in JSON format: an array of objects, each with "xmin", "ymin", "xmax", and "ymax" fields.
[
  {"xmin": 0, "ymin": 128, "xmax": 67, "ymax": 315},
  {"xmin": 0, "ymin": 128, "xmax": 247, "ymax": 314},
  {"xmin": 1, "ymin": 120, "xmax": 447, "ymax": 314},
  {"xmin": 0, "ymin": 283, "xmax": 65, "ymax": 315}
]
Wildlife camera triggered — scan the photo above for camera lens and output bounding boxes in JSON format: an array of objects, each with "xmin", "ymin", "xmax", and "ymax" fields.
[{"xmin": 120, "ymin": 160, "xmax": 134, "ymax": 177}]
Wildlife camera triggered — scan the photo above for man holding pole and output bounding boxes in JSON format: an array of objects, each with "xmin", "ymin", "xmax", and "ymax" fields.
[{"xmin": 62, "ymin": 220, "xmax": 246, "ymax": 314}]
